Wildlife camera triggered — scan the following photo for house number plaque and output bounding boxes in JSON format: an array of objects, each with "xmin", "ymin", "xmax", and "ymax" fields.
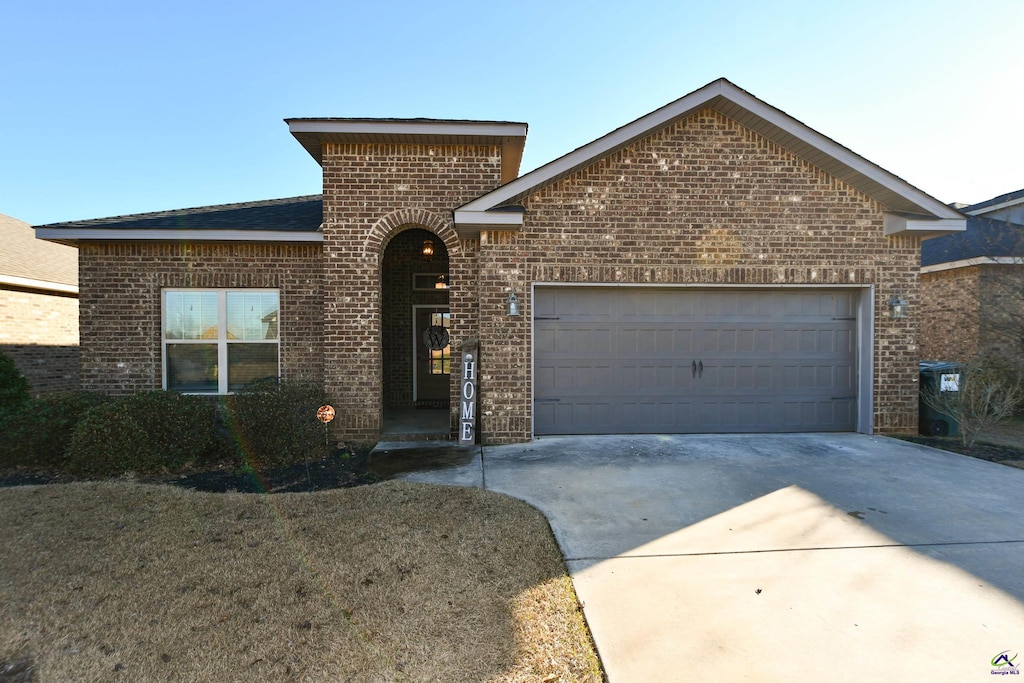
[{"xmin": 460, "ymin": 339, "xmax": 479, "ymax": 445}]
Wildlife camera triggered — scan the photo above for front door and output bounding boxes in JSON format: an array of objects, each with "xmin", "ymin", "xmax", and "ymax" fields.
[{"xmin": 414, "ymin": 307, "xmax": 451, "ymax": 405}]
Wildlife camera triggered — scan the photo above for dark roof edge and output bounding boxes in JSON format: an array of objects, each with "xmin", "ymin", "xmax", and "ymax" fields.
[
  {"xmin": 34, "ymin": 195, "xmax": 323, "ymax": 230},
  {"xmin": 963, "ymin": 187, "xmax": 1024, "ymax": 214}
]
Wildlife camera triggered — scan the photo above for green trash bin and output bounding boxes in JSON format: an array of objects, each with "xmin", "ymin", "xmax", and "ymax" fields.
[{"xmin": 919, "ymin": 361, "xmax": 961, "ymax": 437}]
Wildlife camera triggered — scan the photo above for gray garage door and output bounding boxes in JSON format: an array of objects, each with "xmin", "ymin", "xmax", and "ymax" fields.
[{"xmin": 534, "ymin": 287, "xmax": 858, "ymax": 434}]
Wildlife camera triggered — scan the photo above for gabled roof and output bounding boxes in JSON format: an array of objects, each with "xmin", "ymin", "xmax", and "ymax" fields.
[
  {"xmin": 35, "ymin": 196, "xmax": 323, "ymax": 245},
  {"xmin": 921, "ymin": 215, "xmax": 1024, "ymax": 271},
  {"xmin": 286, "ymin": 118, "xmax": 528, "ymax": 185},
  {"xmin": 0, "ymin": 213, "xmax": 78, "ymax": 293},
  {"xmin": 454, "ymin": 78, "xmax": 965, "ymax": 240},
  {"xmin": 962, "ymin": 188, "xmax": 1024, "ymax": 216}
]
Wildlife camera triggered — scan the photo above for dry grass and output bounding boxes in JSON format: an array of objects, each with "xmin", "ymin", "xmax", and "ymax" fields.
[{"xmin": 0, "ymin": 481, "xmax": 602, "ymax": 682}]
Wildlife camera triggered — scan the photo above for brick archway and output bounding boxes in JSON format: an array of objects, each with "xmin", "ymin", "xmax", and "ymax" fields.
[{"xmin": 367, "ymin": 208, "xmax": 460, "ymax": 261}]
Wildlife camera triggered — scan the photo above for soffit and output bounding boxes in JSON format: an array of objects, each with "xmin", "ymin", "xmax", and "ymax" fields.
[{"xmin": 287, "ymin": 118, "xmax": 528, "ymax": 181}]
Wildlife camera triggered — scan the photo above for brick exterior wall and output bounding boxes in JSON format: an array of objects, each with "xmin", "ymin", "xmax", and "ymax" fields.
[
  {"xmin": 0, "ymin": 287, "xmax": 79, "ymax": 393},
  {"xmin": 71, "ymin": 108, "xmax": 929, "ymax": 444},
  {"xmin": 920, "ymin": 263, "xmax": 1024, "ymax": 365},
  {"xmin": 473, "ymin": 109, "xmax": 921, "ymax": 441},
  {"xmin": 78, "ymin": 243, "xmax": 323, "ymax": 395},
  {"xmin": 920, "ymin": 267, "xmax": 981, "ymax": 362},
  {"xmin": 320, "ymin": 143, "xmax": 503, "ymax": 441}
]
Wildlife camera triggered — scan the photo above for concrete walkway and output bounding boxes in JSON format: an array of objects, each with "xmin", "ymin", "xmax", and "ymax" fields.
[{"xmin": 373, "ymin": 434, "xmax": 1024, "ymax": 681}]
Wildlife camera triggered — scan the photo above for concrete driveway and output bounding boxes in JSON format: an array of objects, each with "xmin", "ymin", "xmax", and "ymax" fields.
[{"xmin": 377, "ymin": 433, "xmax": 1024, "ymax": 681}]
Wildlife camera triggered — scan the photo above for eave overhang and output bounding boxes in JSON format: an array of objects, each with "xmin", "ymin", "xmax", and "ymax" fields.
[
  {"xmin": 884, "ymin": 215, "xmax": 967, "ymax": 240},
  {"xmin": 922, "ymin": 256, "xmax": 1023, "ymax": 274},
  {"xmin": 0, "ymin": 274, "xmax": 78, "ymax": 295},
  {"xmin": 453, "ymin": 78, "xmax": 964, "ymax": 241},
  {"xmin": 287, "ymin": 118, "xmax": 529, "ymax": 184}
]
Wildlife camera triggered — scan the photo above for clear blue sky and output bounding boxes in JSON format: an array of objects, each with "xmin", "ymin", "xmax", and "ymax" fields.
[{"xmin": 2, "ymin": 0, "xmax": 1022, "ymax": 226}]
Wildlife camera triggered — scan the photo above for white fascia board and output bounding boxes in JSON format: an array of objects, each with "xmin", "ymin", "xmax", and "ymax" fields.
[
  {"xmin": 452, "ymin": 210, "xmax": 524, "ymax": 229},
  {"xmin": 965, "ymin": 197, "xmax": 1024, "ymax": 216},
  {"xmin": 288, "ymin": 119, "xmax": 527, "ymax": 139},
  {"xmin": 883, "ymin": 214, "xmax": 966, "ymax": 237},
  {"xmin": 0, "ymin": 274, "xmax": 78, "ymax": 294},
  {"xmin": 457, "ymin": 83, "xmax": 731, "ymax": 212},
  {"xmin": 922, "ymin": 256, "xmax": 1023, "ymax": 274},
  {"xmin": 34, "ymin": 229, "xmax": 323, "ymax": 243},
  {"xmin": 722, "ymin": 91, "xmax": 963, "ymax": 222},
  {"xmin": 459, "ymin": 79, "xmax": 962, "ymax": 220}
]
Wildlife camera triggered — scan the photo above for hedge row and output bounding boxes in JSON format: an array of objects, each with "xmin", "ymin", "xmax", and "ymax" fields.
[{"xmin": 0, "ymin": 365, "xmax": 333, "ymax": 477}]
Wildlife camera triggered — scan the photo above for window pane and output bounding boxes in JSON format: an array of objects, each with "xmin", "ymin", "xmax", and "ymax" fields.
[
  {"xmin": 164, "ymin": 291, "xmax": 183, "ymax": 340},
  {"xmin": 166, "ymin": 344, "xmax": 218, "ymax": 392},
  {"xmin": 228, "ymin": 343, "xmax": 278, "ymax": 391},
  {"xmin": 428, "ymin": 316, "xmax": 451, "ymax": 376},
  {"xmin": 165, "ymin": 291, "xmax": 218, "ymax": 340},
  {"xmin": 227, "ymin": 291, "xmax": 279, "ymax": 340}
]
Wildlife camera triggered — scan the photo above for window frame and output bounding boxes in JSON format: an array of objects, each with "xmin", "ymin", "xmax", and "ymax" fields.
[
  {"xmin": 161, "ymin": 288, "xmax": 281, "ymax": 394},
  {"xmin": 412, "ymin": 272, "xmax": 449, "ymax": 291}
]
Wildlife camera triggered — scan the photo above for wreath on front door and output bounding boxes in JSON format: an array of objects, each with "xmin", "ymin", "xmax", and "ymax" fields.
[{"xmin": 423, "ymin": 325, "xmax": 450, "ymax": 351}]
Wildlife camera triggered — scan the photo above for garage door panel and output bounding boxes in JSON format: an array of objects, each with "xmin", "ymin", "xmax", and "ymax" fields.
[{"xmin": 534, "ymin": 287, "xmax": 858, "ymax": 434}]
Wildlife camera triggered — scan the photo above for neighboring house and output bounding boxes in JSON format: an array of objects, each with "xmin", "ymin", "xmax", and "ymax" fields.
[
  {"xmin": 0, "ymin": 212, "xmax": 79, "ymax": 393},
  {"xmin": 36, "ymin": 78, "xmax": 964, "ymax": 443},
  {"xmin": 920, "ymin": 189, "xmax": 1024, "ymax": 364}
]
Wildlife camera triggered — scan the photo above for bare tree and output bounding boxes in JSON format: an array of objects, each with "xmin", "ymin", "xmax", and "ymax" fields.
[
  {"xmin": 978, "ymin": 265, "xmax": 1024, "ymax": 366},
  {"xmin": 920, "ymin": 355, "xmax": 1022, "ymax": 447}
]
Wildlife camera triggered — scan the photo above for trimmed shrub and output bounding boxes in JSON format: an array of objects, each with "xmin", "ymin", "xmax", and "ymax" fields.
[
  {"xmin": 65, "ymin": 402, "xmax": 151, "ymax": 476},
  {"xmin": 0, "ymin": 391, "xmax": 108, "ymax": 470},
  {"xmin": 225, "ymin": 379, "xmax": 331, "ymax": 469},
  {"xmin": 66, "ymin": 391, "xmax": 218, "ymax": 476},
  {"xmin": 0, "ymin": 351, "xmax": 30, "ymax": 417}
]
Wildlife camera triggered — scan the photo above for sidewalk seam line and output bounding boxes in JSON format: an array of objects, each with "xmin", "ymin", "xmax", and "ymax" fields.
[{"xmin": 565, "ymin": 538, "xmax": 1024, "ymax": 562}]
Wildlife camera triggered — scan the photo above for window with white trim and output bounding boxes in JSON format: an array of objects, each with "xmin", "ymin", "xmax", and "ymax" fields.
[{"xmin": 163, "ymin": 289, "xmax": 280, "ymax": 393}]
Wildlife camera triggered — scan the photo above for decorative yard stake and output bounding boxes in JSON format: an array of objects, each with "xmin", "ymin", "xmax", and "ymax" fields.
[
  {"xmin": 313, "ymin": 405, "xmax": 336, "ymax": 491},
  {"xmin": 459, "ymin": 340, "xmax": 479, "ymax": 445}
]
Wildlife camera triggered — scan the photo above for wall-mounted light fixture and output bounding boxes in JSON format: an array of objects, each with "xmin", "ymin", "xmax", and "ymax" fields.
[
  {"xmin": 506, "ymin": 291, "xmax": 521, "ymax": 316},
  {"xmin": 435, "ymin": 275, "xmax": 448, "ymax": 289},
  {"xmin": 888, "ymin": 292, "xmax": 908, "ymax": 319},
  {"xmin": 421, "ymin": 239, "xmax": 435, "ymax": 261}
]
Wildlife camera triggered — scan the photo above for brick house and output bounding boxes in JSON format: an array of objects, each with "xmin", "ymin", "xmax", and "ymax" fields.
[
  {"xmin": 920, "ymin": 189, "xmax": 1024, "ymax": 364},
  {"xmin": 37, "ymin": 79, "xmax": 964, "ymax": 443},
  {"xmin": 1, "ymin": 212, "xmax": 79, "ymax": 393}
]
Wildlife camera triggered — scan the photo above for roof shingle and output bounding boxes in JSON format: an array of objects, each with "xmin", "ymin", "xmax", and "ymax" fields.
[
  {"xmin": 0, "ymin": 213, "xmax": 78, "ymax": 287},
  {"xmin": 921, "ymin": 215, "xmax": 1024, "ymax": 267},
  {"xmin": 35, "ymin": 195, "xmax": 323, "ymax": 233}
]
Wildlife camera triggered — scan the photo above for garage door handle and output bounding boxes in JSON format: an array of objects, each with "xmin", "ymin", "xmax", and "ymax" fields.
[
  {"xmin": 692, "ymin": 360, "xmax": 697, "ymax": 378},
  {"xmin": 698, "ymin": 360, "xmax": 703, "ymax": 378}
]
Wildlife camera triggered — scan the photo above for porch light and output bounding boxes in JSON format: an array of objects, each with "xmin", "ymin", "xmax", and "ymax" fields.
[
  {"xmin": 435, "ymin": 275, "xmax": 448, "ymax": 289},
  {"xmin": 506, "ymin": 291, "xmax": 521, "ymax": 316},
  {"xmin": 421, "ymin": 239, "xmax": 434, "ymax": 261},
  {"xmin": 888, "ymin": 292, "xmax": 908, "ymax": 319}
]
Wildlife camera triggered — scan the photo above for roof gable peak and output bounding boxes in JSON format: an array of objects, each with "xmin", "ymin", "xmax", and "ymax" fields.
[{"xmin": 454, "ymin": 78, "xmax": 963, "ymax": 240}]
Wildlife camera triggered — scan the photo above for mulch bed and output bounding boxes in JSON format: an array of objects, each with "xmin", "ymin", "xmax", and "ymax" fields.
[
  {"xmin": 0, "ymin": 446, "xmax": 379, "ymax": 494},
  {"xmin": 894, "ymin": 435, "xmax": 1024, "ymax": 469},
  {"xmin": 4, "ymin": 436, "xmax": 1022, "ymax": 495}
]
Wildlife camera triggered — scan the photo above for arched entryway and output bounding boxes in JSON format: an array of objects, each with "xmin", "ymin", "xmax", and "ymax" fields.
[{"xmin": 380, "ymin": 227, "xmax": 451, "ymax": 436}]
